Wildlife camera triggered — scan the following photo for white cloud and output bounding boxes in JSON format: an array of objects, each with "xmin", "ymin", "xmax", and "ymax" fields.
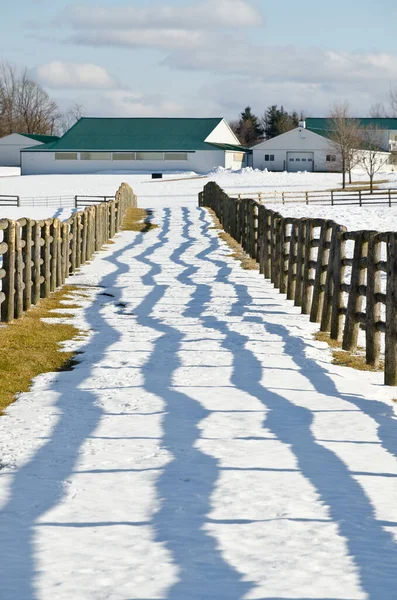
[
  {"xmin": 36, "ymin": 61, "xmax": 116, "ymax": 89},
  {"xmin": 64, "ymin": 0, "xmax": 262, "ymax": 30},
  {"xmin": 71, "ymin": 28, "xmax": 212, "ymax": 51},
  {"xmin": 87, "ymin": 89, "xmax": 186, "ymax": 117},
  {"xmin": 163, "ymin": 45, "xmax": 397, "ymax": 85}
]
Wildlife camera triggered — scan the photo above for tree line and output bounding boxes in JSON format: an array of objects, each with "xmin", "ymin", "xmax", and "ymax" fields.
[
  {"xmin": 231, "ymin": 105, "xmax": 304, "ymax": 146},
  {"xmin": 0, "ymin": 61, "xmax": 83, "ymax": 138}
]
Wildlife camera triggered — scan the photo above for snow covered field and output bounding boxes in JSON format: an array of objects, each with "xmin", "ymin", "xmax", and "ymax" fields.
[
  {"xmin": 1, "ymin": 167, "xmax": 397, "ymax": 232},
  {"xmin": 1, "ymin": 206, "xmax": 397, "ymax": 599}
]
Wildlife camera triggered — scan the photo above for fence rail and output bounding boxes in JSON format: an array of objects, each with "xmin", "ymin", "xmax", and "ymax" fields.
[
  {"xmin": 233, "ymin": 188, "xmax": 397, "ymax": 206},
  {"xmin": 0, "ymin": 195, "xmax": 19, "ymax": 207},
  {"xmin": 75, "ymin": 195, "xmax": 116, "ymax": 209},
  {"xmin": 199, "ymin": 181, "xmax": 397, "ymax": 386},
  {"xmin": 0, "ymin": 183, "xmax": 137, "ymax": 323}
]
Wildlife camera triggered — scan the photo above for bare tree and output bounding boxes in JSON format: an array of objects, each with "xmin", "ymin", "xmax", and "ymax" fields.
[
  {"xmin": 389, "ymin": 85, "xmax": 397, "ymax": 118},
  {"xmin": 57, "ymin": 103, "xmax": 84, "ymax": 135},
  {"xmin": 369, "ymin": 102, "xmax": 387, "ymax": 118},
  {"xmin": 329, "ymin": 102, "xmax": 361, "ymax": 188},
  {"xmin": 0, "ymin": 61, "xmax": 59, "ymax": 136},
  {"xmin": 358, "ymin": 126, "xmax": 390, "ymax": 192}
]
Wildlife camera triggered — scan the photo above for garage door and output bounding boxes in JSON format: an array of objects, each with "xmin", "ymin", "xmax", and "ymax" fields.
[{"xmin": 287, "ymin": 152, "xmax": 314, "ymax": 172}]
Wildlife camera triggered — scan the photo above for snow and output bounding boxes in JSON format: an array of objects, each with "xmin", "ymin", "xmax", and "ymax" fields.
[
  {"xmin": 1, "ymin": 168, "xmax": 397, "ymax": 232},
  {"xmin": 0, "ymin": 167, "xmax": 20, "ymax": 178},
  {"xmin": 1, "ymin": 205, "xmax": 397, "ymax": 599}
]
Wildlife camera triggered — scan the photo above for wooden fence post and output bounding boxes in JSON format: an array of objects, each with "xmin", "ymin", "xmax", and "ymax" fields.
[
  {"xmin": 50, "ymin": 220, "xmax": 58, "ymax": 292},
  {"xmin": 14, "ymin": 220, "xmax": 25, "ymax": 319},
  {"xmin": 310, "ymin": 221, "xmax": 331, "ymax": 323},
  {"xmin": 22, "ymin": 219, "xmax": 33, "ymax": 312},
  {"xmin": 385, "ymin": 233, "xmax": 397, "ymax": 385},
  {"xmin": 41, "ymin": 220, "xmax": 51, "ymax": 298},
  {"xmin": 301, "ymin": 219, "xmax": 314, "ymax": 314},
  {"xmin": 287, "ymin": 221, "xmax": 297, "ymax": 301},
  {"xmin": 294, "ymin": 219, "xmax": 306, "ymax": 307},
  {"xmin": 31, "ymin": 221, "xmax": 42, "ymax": 305},
  {"xmin": 330, "ymin": 228, "xmax": 347, "ymax": 341},
  {"xmin": 279, "ymin": 218, "xmax": 288, "ymax": 294},
  {"xmin": 366, "ymin": 232, "xmax": 382, "ymax": 368},
  {"xmin": 342, "ymin": 232, "xmax": 367, "ymax": 351},
  {"xmin": 1, "ymin": 220, "xmax": 16, "ymax": 322}
]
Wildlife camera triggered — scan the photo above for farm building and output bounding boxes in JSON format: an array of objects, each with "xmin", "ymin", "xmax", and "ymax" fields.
[
  {"xmin": 0, "ymin": 133, "xmax": 59, "ymax": 167},
  {"xmin": 21, "ymin": 117, "xmax": 249, "ymax": 176},
  {"xmin": 252, "ymin": 118, "xmax": 397, "ymax": 172}
]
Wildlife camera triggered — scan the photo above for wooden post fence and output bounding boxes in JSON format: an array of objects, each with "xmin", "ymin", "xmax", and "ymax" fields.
[
  {"xmin": 0, "ymin": 182, "xmax": 137, "ymax": 324},
  {"xmin": 200, "ymin": 181, "xmax": 396, "ymax": 386}
]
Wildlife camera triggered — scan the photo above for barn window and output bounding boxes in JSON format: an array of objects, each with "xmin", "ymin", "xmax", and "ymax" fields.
[
  {"xmin": 136, "ymin": 152, "xmax": 164, "ymax": 160},
  {"xmin": 164, "ymin": 153, "xmax": 188, "ymax": 160},
  {"xmin": 80, "ymin": 152, "xmax": 110, "ymax": 160},
  {"xmin": 112, "ymin": 152, "xmax": 136, "ymax": 160},
  {"xmin": 265, "ymin": 154, "xmax": 275, "ymax": 161},
  {"xmin": 55, "ymin": 152, "xmax": 78, "ymax": 160},
  {"xmin": 326, "ymin": 154, "xmax": 336, "ymax": 162}
]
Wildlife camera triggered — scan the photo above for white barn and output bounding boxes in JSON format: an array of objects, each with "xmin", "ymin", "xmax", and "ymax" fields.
[
  {"xmin": 0, "ymin": 133, "xmax": 59, "ymax": 167},
  {"xmin": 252, "ymin": 117, "xmax": 397, "ymax": 173},
  {"xmin": 21, "ymin": 117, "xmax": 249, "ymax": 176},
  {"xmin": 252, "ymin": 127, "xmax": 337, "ymax": 172}
]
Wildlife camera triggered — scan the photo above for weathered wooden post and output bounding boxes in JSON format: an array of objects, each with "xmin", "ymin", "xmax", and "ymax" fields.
[
  {"xmin": 301, "ymin": 219, "xmax": 314, "ymax": 314},
  {"xmin": 14, "ymin": 219, "xmax": 25, "ymax": 319},
  {"xmin": 310, "ymin": 220, "xmax": 331, "ymax": 323},
  {"xmin": 294, "ymin": 219, "xmax": 306, "ymax": 307},
  {"xmin": 21, "ymin": 218, "xmax": 33, "ymax": 311},
  {"xmin": 1, "ymin": 220, "xmax": 16, "ymax": 322},
  {"xmin": 342, "ymin": 232, "xmax": 367, "ymax": 351},
  {"xmin": 330, "ymin": 227, "xmax": 347, "ymax": 341},
  {"xmin": 366, "ymin": 232, "xmax": 382, "ymax": 368},
  {"xmin": 287, "ymin": 221, "xmax": 298, "ymax": 301},
  {"xmin": 50, "ymin": 220, "xmax": 58, "ymax": 292},
  {"xmin": 41, "ymin": 220, "xmax": 51, "ymax": 298},
  {"xmin": 385, "ymin": 233, "xmax": 397, "ymax": 385},
  {"xmin": 31, "ymin": 221, "xmax": 42, "ymax": 305}
]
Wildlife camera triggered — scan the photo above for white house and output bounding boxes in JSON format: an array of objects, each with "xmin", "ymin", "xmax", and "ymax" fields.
[
  {"xmin": 252, "ymin": 118, "xmax": 397, "ymax": 173},
  {"xmin": 21, "ymin": 117, "xmax": 249, "ymax": 176},
  {"xmin": 0, "ymin": 133, "xmax": 59, "ymax": 167}
]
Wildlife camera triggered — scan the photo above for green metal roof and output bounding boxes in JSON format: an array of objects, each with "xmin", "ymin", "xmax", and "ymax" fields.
[
  {"xmin": 306, "ymin": 117, "xmax": 397, "ymax": 135},
  {"xmin": 19, "ymin": 133, "xmax": 59, "ymax": 143},
  {"xmin": 23, "ymin": 117, "xmax": 230, "ymax": 152}
]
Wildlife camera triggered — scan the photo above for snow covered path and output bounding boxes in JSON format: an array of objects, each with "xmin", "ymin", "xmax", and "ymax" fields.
[{"xmin": 1, "ymin": 206, "xmax": 397, "ymax": 599}]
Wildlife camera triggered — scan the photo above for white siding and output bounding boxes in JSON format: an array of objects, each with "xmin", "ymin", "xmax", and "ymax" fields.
[
  {"xmin": 205, "ymin": 119, "xmax": 241, "ymax": 145},
  {"xmin": 0, "ymin": 134, "xmax": 43, "ymax": 166},
  {"xmin": 21, "ymin": 150, "xmax": 226, "ymax": 176},
  {"xmin": 225, "ymin": 151, "xmax": 246, "ymax": 170},
  {"xmin": 252, "ymin": 128, "xmax": 337, "ymax": 172}
]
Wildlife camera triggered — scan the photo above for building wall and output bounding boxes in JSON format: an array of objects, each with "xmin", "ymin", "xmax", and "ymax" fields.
[
  {"xmin": 205, "ymin": 119, "xmax": 241, "ymax": 145},
  {"xmin": 252, "ymin": 127, "xmax": 340, "ymax": 172},
  {"xmin": 21, "ymin": 149, "xmax": 226, "ymax": 176},
  {"xmin": 224, "ymin": 151, "xmax": 246, "ymax": 170},
  {"xmin": 0, "ymin": 134, "xmax": 43, "ymax": 166}
]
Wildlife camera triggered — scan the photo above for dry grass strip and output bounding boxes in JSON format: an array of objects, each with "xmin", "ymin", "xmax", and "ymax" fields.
[
  {"xmin": 314, "ymin": 331, "xmax": 384, "ymax": 372},
  {"xmin": 122, "ymin": 208, "xmax": 158, "ymax": 232},
  {"xmin": 0, "ymin": 286, "xmax": 86, "ymax": 414},
  {"xmin": 207, "ymin": 209, "xmax": 258, "ymax": 271}
]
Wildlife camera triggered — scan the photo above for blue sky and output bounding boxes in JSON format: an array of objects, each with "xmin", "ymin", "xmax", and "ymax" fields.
[{"xmin": 2, "ymin": 0, "xmax": 397, "ymax": 120}]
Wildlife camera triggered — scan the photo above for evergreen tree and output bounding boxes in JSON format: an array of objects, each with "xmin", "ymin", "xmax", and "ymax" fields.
[
  {"xmin": 234, "ymin": 106, "xmax": 264, "ymax": 146},
  {"xmin": 261, "ymin": 105, "xmax": 300, "ymax": 139}
]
